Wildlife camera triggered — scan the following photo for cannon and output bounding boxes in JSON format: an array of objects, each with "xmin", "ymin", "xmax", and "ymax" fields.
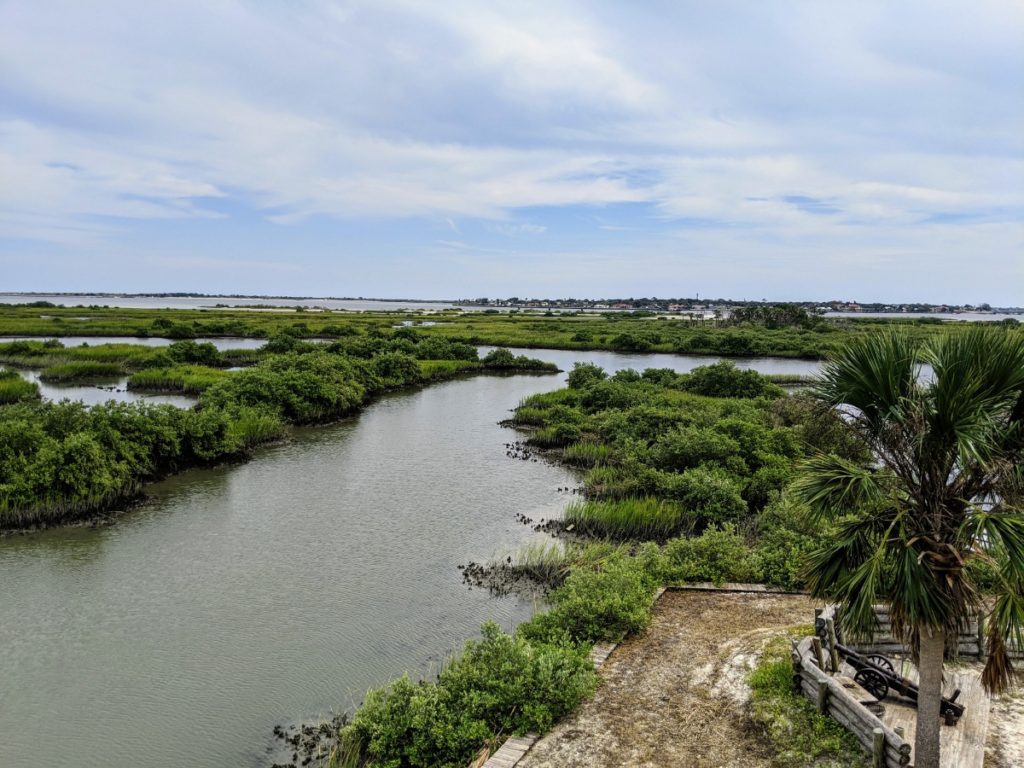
[{"xmin": 834, "ymin": 643, "xmax": 965, "ymax": 726}]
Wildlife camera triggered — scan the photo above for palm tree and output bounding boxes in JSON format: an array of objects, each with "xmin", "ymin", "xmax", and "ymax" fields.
[{"xmin": 794, "ymin": 328, "xmax": 1024, "ymax": 768}]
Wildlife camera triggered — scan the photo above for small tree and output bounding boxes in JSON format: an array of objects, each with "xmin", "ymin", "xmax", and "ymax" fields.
[{"xmin": 795, "ymin": 328, "xmax": 1024, "ymax": 768}]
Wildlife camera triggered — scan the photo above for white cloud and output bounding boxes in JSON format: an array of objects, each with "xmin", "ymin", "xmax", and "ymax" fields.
[{"xmin": 0, "ymin": 0, "xmax": 1021, "ymax": 301}]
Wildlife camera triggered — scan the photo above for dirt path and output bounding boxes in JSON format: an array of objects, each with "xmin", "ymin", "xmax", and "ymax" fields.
[{"xmin": 517, "ymin": 589, "xmax": 814, "ymax": 768}]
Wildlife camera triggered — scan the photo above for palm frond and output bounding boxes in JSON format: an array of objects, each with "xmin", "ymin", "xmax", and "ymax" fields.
[
  {"xmin": 983, "ymin": 585, "xmax": 1024, "ymax": 693},
  {"xmin": 924, "ymin": 328, "xmax": 1024, "ymax": 467},
  {"xmin": 961, "ymin": 508, "xmax": 1024, "ymax": 581},
  {"xmin": 814, "ymin": 331, "xmax": 920, "ymax": 430},
  {"xmin": 793, "ymin": 453, "xmax": 889, "ymax": 520}
]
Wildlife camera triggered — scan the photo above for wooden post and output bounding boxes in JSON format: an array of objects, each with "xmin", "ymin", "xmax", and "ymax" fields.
[
  {"xmin": 872, "ymin": 728, "xmax": 885, "ymax": 768},
  {"xmin": 826, "ymin": 618, "xmax": 841, "ymax": 673},
  {"xmin": 977, "ymin": 611, "xmax": 986, "ymax": 660},
  {"xmin": 816, "ymin": 679, "xmax": 828, "ymax": 715},
  {"xmin": 791, "ymin": 640, "xmax": 803, "ymax": 692},
  {"xmin": 811, "ymin": 637, "xmax": 827, "ymax": 671}
]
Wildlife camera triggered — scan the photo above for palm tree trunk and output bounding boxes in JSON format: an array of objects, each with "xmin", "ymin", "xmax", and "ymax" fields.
[{"xmin": 914, "ymin": 626, "xmax": 945, "ymax": 768}]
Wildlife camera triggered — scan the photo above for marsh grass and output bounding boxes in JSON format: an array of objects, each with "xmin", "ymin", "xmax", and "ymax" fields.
[
  {"xmin": 38, "ymin": 361, "xmax": 123, "ymax": 381},
  {"xmin": 562, "ymin": 440, "xmax": 612, "ymax": 467},
  {"xmin": 0, "ymin": 370, "xmax": 40, "ymax": 403},
  {"xmin": 564, "ymin": 496, "xmax": 693, "ymax": 541},
  {"xmin": 510, "ymin": 540, "xmax": 572, "ymax": 584},
  {"xmin": 417, "ymin": 359, "xmax": 480, "ymax": 380},
  {"xmin": 127, "ymin": 365, "xmax": 231, "ymax": 393}
]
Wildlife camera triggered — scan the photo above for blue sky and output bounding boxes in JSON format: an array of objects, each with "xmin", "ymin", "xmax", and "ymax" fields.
[{"xmin": 1, "ymin": 1, "xmax": 1022, "ymax": 303}]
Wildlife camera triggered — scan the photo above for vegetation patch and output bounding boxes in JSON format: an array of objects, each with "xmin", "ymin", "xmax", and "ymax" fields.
[
  {"xmin": 127, "ymin": 365, "xmax": 232, "ymax": 393},
  {"xmin": 38, "ymin": 361, "xmax": 123, "ymax": 381},
  {"xmin": 0, "ymin": 369, "xmax": 40, "ymax": 404},
  {"xmin": 748, "ymin": 633, "xmax": 869, "ymax": 767}
]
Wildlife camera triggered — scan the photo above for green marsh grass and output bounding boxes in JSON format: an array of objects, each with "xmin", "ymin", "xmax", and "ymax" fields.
[
  {"xmin": 564, "ymin": 497, "xmax": 692, "ymax": 541},
  {"xmin": 562, "ymin": 440, "xmax": 612, "ymax": 467},
  {"xmin": 127, "ymin": 365, "xmax": 231, "ymax": 393},
  {"xmin": 38, "ymin": 361, "xmax": 123, "ymax": 381},
  {"xmin": 0, "ymin": 370, "xmax": 40, "ymax": 403},
  {"xmin": 417, "ymin": 359, "xmax": 480, "ymax": 380}
]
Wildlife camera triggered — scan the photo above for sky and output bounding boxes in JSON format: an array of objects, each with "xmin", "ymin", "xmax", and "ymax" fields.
[{"xmin": 1, "ymin": 1, "xmax": 1022, "ymax": 304}]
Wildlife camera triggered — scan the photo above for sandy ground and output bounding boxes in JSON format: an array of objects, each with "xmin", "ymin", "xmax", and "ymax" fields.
[
  {"xmin": 517, "ymin": 589, "xmax": 815, "ymax": 768},
  {"xmin": 986, "ymin": 688, "xmax": 1024, "ymax": 767},
  {"xmin": 512, "ymin": 588, "xmax": 1023, "ymax": 768}
]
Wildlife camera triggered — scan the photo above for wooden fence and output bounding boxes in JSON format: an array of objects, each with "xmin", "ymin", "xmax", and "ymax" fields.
[
  {"xmin": 791, "ymin": 634, "xmax": 912, "ymax": 767},
  {"xmin": 814, "ymin": 604, "xmax": 1024, "ymax": 660}
]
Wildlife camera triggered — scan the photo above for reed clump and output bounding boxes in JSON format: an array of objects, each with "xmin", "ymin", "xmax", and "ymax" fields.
[
  {"xmin": 562, "ymin": 440, "xmax": 612, "ymax": 467},
  {"xmin": 38, "ymin": 361, "xmax": 123, "ymax": 381},
  {"xmin": 563, "ymin": 497, "xmax": 693, "ymax": 541},
  {"xmin": 0, "ymin": 370, "xmax": 40, "ymax": 403},
  {"xmin": 127, "ymin": 365, "xmax": 231, "ymax": 393}
]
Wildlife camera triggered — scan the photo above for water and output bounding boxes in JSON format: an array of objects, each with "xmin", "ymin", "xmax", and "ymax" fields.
[
  {"xmin": 16, "ymin": 369, "xmax": 196, "ymax": 408},
  {"xmin": 481, "ymin": 346, "xmax": 822, "ymax": 378},
  {"xmin": 0, "ymin": 294, "xmax": 456, "ymax": 312},
  {"xmin": 0, "ymin": 336, "xmax": 266, "ymax": 350},
  {"xmin": 0, "ymin": 349, "xmax": 819, "ymax": 768},
  {"xmin": 824, "ymin": 311, "xmax": 1020, "ymax": 322}
]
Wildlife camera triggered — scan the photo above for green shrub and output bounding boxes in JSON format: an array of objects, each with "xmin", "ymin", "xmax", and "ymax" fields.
[
  {"xmin": 662, "ymin": 525, "xmax": 761, "ymax": 585},
  {"xmin": 654, "ymin": 467, "xmax": 747, "ymax": 525},
  {"xmin": 338, "ymin": 622, "xmax": 597, "ymax": 768},
  {"xmin": 567, "ymin": 362, "xmax": 606, "ymax": 389},
  {"xmin": 518, "ymin": 556, "xmax": 656, "ymax": 644}
]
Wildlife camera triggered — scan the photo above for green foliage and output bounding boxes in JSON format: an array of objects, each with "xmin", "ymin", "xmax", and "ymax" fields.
[
  {"xmin": 338, "ymin": 622, "xmax": 597, "ymax": 768},
  {"xmin": 127, "ymin": 365, "xmax": 231, "ymax": 393},
  {"xmin": 518, "ymin": 555, "xmax": 657, "ymax": 644},
  {"xmin": 677, "ymin": 361, "xmax": 785, "ymax": 399},
  {"xmin": 166, "ymin": 340, "xmax": 223, "ymax": 367},
  {"xmin": 661, "ymin": 525, "xmax": 761, "ymax": 585},
  {"xmin": 38, "ymin": 361, "xmax": 123, "ymax": 381},
  {"xmin": 748, "ymin": 635, "xmax": 869, "ymax": 767},
  {"xmin": 564, "ymin": 497, "xmax": 693, "ymax": 541},
  {"xmin": 481, "ymin": 347, "xmax": 558, "ymax": 371},
  {"xmin": 0, "ymin": 370, "xmax": 40, "ymax": 403},
  {"xmin": 566, "ymin": 362, "xmax": 606, "ymax": 389}
]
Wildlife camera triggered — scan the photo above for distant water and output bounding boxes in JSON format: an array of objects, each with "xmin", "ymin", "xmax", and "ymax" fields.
[
  {"xmin": 0, "ymin": 336, "xmax": 266, "ymax": 350},
  {"xmin": 0, "ymin": 294, "xmax": 456, "ymax": 311},
  {"xmin": 824, "ymin": 311, "xmax": 1020, "ymax": 322}
]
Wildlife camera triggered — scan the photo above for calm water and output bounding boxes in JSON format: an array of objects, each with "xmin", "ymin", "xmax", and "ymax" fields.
[
  {"xmin": 0, "ymin": 336, "xmax": 266, "ymax": 350},
  {"xmin": 0, "ymin": 350, "xmax": 820, "ymax": 768},
  {"xmin": 0, "ymin": 294, "xmax": 456, "ymax": 311},
  {"xmin": 15, "ymin": 369, "xmax": 196, "ymax": 409}
]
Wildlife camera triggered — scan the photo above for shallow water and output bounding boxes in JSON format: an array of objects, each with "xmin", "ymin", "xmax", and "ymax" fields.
[
  {"xmin": 16, "ymin": 369, "xmax": 196, "ymax": 408},
  {"xmin": 0, "ymin": 335, "xmax": 266, "ymax": 350},
  {"xmin": 0, "ymin": 349, "xmax": 819, "ymax": 768}
]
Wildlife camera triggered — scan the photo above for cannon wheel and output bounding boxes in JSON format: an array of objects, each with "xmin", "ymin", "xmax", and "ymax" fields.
[
  {"xmin": 855, "ymin": 669, "xmax": 889, "ymax": 701},
  {"xmin": 866, "ymin": 654, "xmax": 894, "ymax": 673}
]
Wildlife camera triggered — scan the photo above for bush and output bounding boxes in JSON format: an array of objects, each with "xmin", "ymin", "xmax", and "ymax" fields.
[
  {"xmin": 519, "ymin": 556, "xmax": 656, "ymax": 644},
  {"xmin": 339, "ymin": 622, "xmax": 597, "ymax": 768},
  {"xmin": 654, "ymin": 467, "xmax": 747, "ymax": 526},
  {"xmin": 566, "ymin": 362, "xmax": 606, "ymax": 389},
  {"xmin": 678, "ymin": 361, "xmax": 784, "ymax": 399},
  {"xmin": 662, "ymin": 525, "xmax": 761, "ymax": 585}
]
